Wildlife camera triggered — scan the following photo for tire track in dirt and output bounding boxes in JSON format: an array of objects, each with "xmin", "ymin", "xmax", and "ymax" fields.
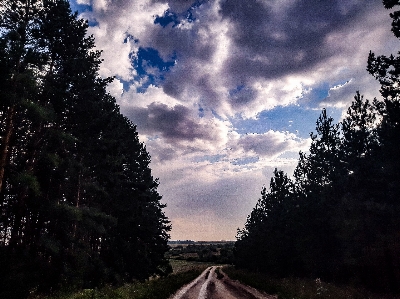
[{"xmin": 170, "ymin": 266, "xmax": 277, "ymax": 299}]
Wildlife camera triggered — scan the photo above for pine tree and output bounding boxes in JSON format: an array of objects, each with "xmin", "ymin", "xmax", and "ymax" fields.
[
  {"xmin": 0, "ymin": 1, "xmax": 170, "ymax": 296},
  {"xmin": 365, "ymin": 0, "xmax": 400, "ymax": 291},
  {"xmin": 235, "ymin": 169, "xmax": 300, "ymax": 275},
  {"xmin": 295, "ymin": 109, "xmax": 343, "ymax": 192}
]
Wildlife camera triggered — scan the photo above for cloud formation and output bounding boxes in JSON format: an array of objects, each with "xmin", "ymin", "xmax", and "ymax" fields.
[
  {"xmin": 235, "ymin": 131, "xmax": 307, "ymax": 158},
  {"xmin": 127, "ymin": 103, "xmax": 211, "ymax": 141},
  {"xmin": 72, "ymin": 0, "xmax": 399, "ymax": 240}
]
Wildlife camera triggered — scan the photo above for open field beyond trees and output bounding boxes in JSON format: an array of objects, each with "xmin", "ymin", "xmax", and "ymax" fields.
[{"xmin": 166, "ymin": 241, "xmax": 235, "ymax": 264}]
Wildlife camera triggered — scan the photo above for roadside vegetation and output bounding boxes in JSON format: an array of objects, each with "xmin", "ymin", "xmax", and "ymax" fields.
[
  {"xmin": 29, "ymin": 260, "xmax": 211, "ymax": 299},
  {"xmin": 223, "ymin": 266, "xmax": 398, "ymax": 299}
]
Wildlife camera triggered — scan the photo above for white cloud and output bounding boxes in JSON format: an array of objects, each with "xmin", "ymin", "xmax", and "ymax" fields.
[
  {"xmin": 88, "ymin": 24, "xmax": 135, "ymax": 81},
  {"xmin": 106, "ymin": 78, "xmax": 124, "ymax": 98},
  {"xmin": 119, "ymin": 85, "xmax": 181, "ymax": 109},
  {"xmin": 76, "ymin": 0, "xmax": 90, "ymax": 5}
]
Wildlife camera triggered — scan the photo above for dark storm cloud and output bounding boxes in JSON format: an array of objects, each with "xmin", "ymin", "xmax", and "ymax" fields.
[
  {"xmin": 142, "ymin": 4, "xmax": 222, "ymax": 107},
  {"xmin": 219, "ymin": 0, "xmax": 378, "ymax": 81},
  {"xmin": 161, "ymin": 62, "xmax": 221, "ymax": 108},
  {"xmin": 229, "ymin": 85, "xmax": 257, "ymax": 106},
  {"xmin": 147, "ymin": 23, "xmax": 215, "ymax": 61},
  {"xmin": 125, "ymin": 102, "xmax": 216, "ymax": 142},
  {"xmin": 145, "ymin": 142, "xmax": 179, "ymax": 162},
  {"xmin": 236, "ymin": 132, "xmax": 300, "ymax": 157}
]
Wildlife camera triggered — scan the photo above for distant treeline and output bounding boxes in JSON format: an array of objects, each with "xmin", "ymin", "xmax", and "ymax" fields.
[
  {"xmin": 235, "ymin": 0, "xmax": 400, "ymax": 294},
  {"xmin": 168, "ymin": 240, "xmax": 234, "ymax": 245},
  {"xmin": 167, "ymin": 242, "xmax": 234, "ymax": 264},
  {"xmin": 0, "ymin": 1, "xmax": 170, "ymax": 298},
  {"xmin": 168, "ymin": 240, "xmax": 197, "ymax": 245}
]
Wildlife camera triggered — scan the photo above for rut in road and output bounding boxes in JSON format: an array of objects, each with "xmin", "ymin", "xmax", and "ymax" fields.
[{"xmin": 170, "ymin": 266, "xmax": 277, "ymax": 299}]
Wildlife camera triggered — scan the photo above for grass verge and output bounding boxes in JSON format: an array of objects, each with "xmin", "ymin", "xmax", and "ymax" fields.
[
  {"xmin": 223, "ymin": 266, "xmax": 397, "ymax": 299},
  {"xmin": 30, "ymin": 260, "xmax": 211, "ymax": 299},
  {"xmin": 168, "ymin": 258, "xmax": 214, "ymax": 274}
]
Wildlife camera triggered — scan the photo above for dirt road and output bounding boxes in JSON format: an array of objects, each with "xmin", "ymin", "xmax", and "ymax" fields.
[{"xmin": 169, "ymin": 266, "xmax": 277, "ymax": 299}]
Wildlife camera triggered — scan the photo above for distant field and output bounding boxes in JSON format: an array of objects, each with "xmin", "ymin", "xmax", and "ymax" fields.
[
  {"xmin": 169, "ymin": 259, "xmax": 215, "ymax": 274},
  {"xmin": 166, "ymin": 241, "xmax": 235, "ymax": 264}
]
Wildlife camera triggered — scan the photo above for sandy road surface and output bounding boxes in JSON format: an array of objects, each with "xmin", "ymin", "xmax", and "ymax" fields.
[{"xmin": 169, "ymin": 266, "xmax": 277, "ymax": 299}]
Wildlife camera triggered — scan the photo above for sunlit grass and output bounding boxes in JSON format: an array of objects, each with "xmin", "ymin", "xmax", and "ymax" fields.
[{"xmin": 169, "ymin": 258, "xmax": 214, "ymax": 274}]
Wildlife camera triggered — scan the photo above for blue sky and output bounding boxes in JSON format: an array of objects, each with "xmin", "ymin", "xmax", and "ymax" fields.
[
  {"xmin": 69, "ymin": 0, "xmax": 396, "ymax": 240},
  {"xmin": 231, "ymin": 105, "xmax": 342, "ymax": 138}
]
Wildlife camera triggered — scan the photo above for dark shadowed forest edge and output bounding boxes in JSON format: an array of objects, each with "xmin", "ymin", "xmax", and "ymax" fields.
[
  {"xmin": 234, "ymin": 0, "xmax": 400, "ymax": 295},
  {"xmin": 28, "ymin": 261, "xmax": 399, "ymax": 299},
  {"xmin": 28, "ymin": 260, "xmax": 213, "ymax": 299},
  {"xmin": 1, "ymin": 0, "xmax": 400, "ymax": 299},
  {"xmin": 0, "ymin": 0, "xmax": 170, "ymax": 298},
  {"xmin": 223, "ymin": 266, "xmax": 400, "ymax": 299}
]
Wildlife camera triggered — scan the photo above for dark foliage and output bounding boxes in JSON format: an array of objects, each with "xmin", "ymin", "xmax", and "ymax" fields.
[
  {"xmin": 166, "ymin": 242, "xmax": 235, "ymax": 264},
  {"xmin": 0, "ymin": 1, "xmax": 170, "ymax": 297},
  {"xmin": 235, "ymin": 0, "xmax": 400, "ymax": 293}
]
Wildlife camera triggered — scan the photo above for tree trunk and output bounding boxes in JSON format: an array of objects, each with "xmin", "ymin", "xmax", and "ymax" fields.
[{"xmin": 0, "ymin": 105, "xmax": 15, "ymax": 194}]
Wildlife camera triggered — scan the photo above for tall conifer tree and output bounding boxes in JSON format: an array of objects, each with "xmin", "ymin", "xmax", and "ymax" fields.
[{"xmin": 0, "ymin": 1, "xmax": 170, "ymax": 296}]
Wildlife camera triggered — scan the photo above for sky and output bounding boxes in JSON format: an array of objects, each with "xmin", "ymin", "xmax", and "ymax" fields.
[{"xmin": 69, "ymin": 0, "xmax": 399, "ymax": 241}]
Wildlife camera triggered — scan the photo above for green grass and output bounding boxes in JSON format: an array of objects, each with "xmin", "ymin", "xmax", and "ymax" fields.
[
  {"xmin": 30, "ymin": 262, "xmax": 398, "ymax": 299},
  {"xmin": 30, "ymin": 260, "xmax": 212, "ymax": 299},
  {"xmin": 168, "ymin": 258, "xmax": 214, "ymax": 274},
  {"xmin": 214, "ymin": 267, "xmax": 224, "ymax": 280},
  {"xmin": 222, "ymin": 266, "xmax": 396, "ymax": 299}
]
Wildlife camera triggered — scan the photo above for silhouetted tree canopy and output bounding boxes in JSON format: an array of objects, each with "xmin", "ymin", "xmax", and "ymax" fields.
[
  {"xmin": 0, "ymin": 1, "xmax": 170, "ymax": 297},
  {"xmin": 235, "ymin": 0, "xmax": 400, "ymax": 293}
]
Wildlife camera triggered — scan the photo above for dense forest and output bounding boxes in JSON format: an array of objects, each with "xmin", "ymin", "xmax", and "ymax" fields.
[
  {"xmin": 0, "ymin": 0, "xmax": 170, "ymax": 298},
  {"xmin": 235, "ymin": 0, "xmax": 400, "ymax": 294}
]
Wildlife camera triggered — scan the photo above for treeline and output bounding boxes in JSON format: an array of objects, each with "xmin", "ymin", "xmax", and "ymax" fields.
[
  {"xmin": 235, "ymin": 0, "xmax": 400, "ymax": 294},
  {"xmin": 167, "ymin": 243, "xmax": 235, "ymax": 264},
  {"xmin": 0, "ymin": 0, "xmax": 170, "ymax": 298}
]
